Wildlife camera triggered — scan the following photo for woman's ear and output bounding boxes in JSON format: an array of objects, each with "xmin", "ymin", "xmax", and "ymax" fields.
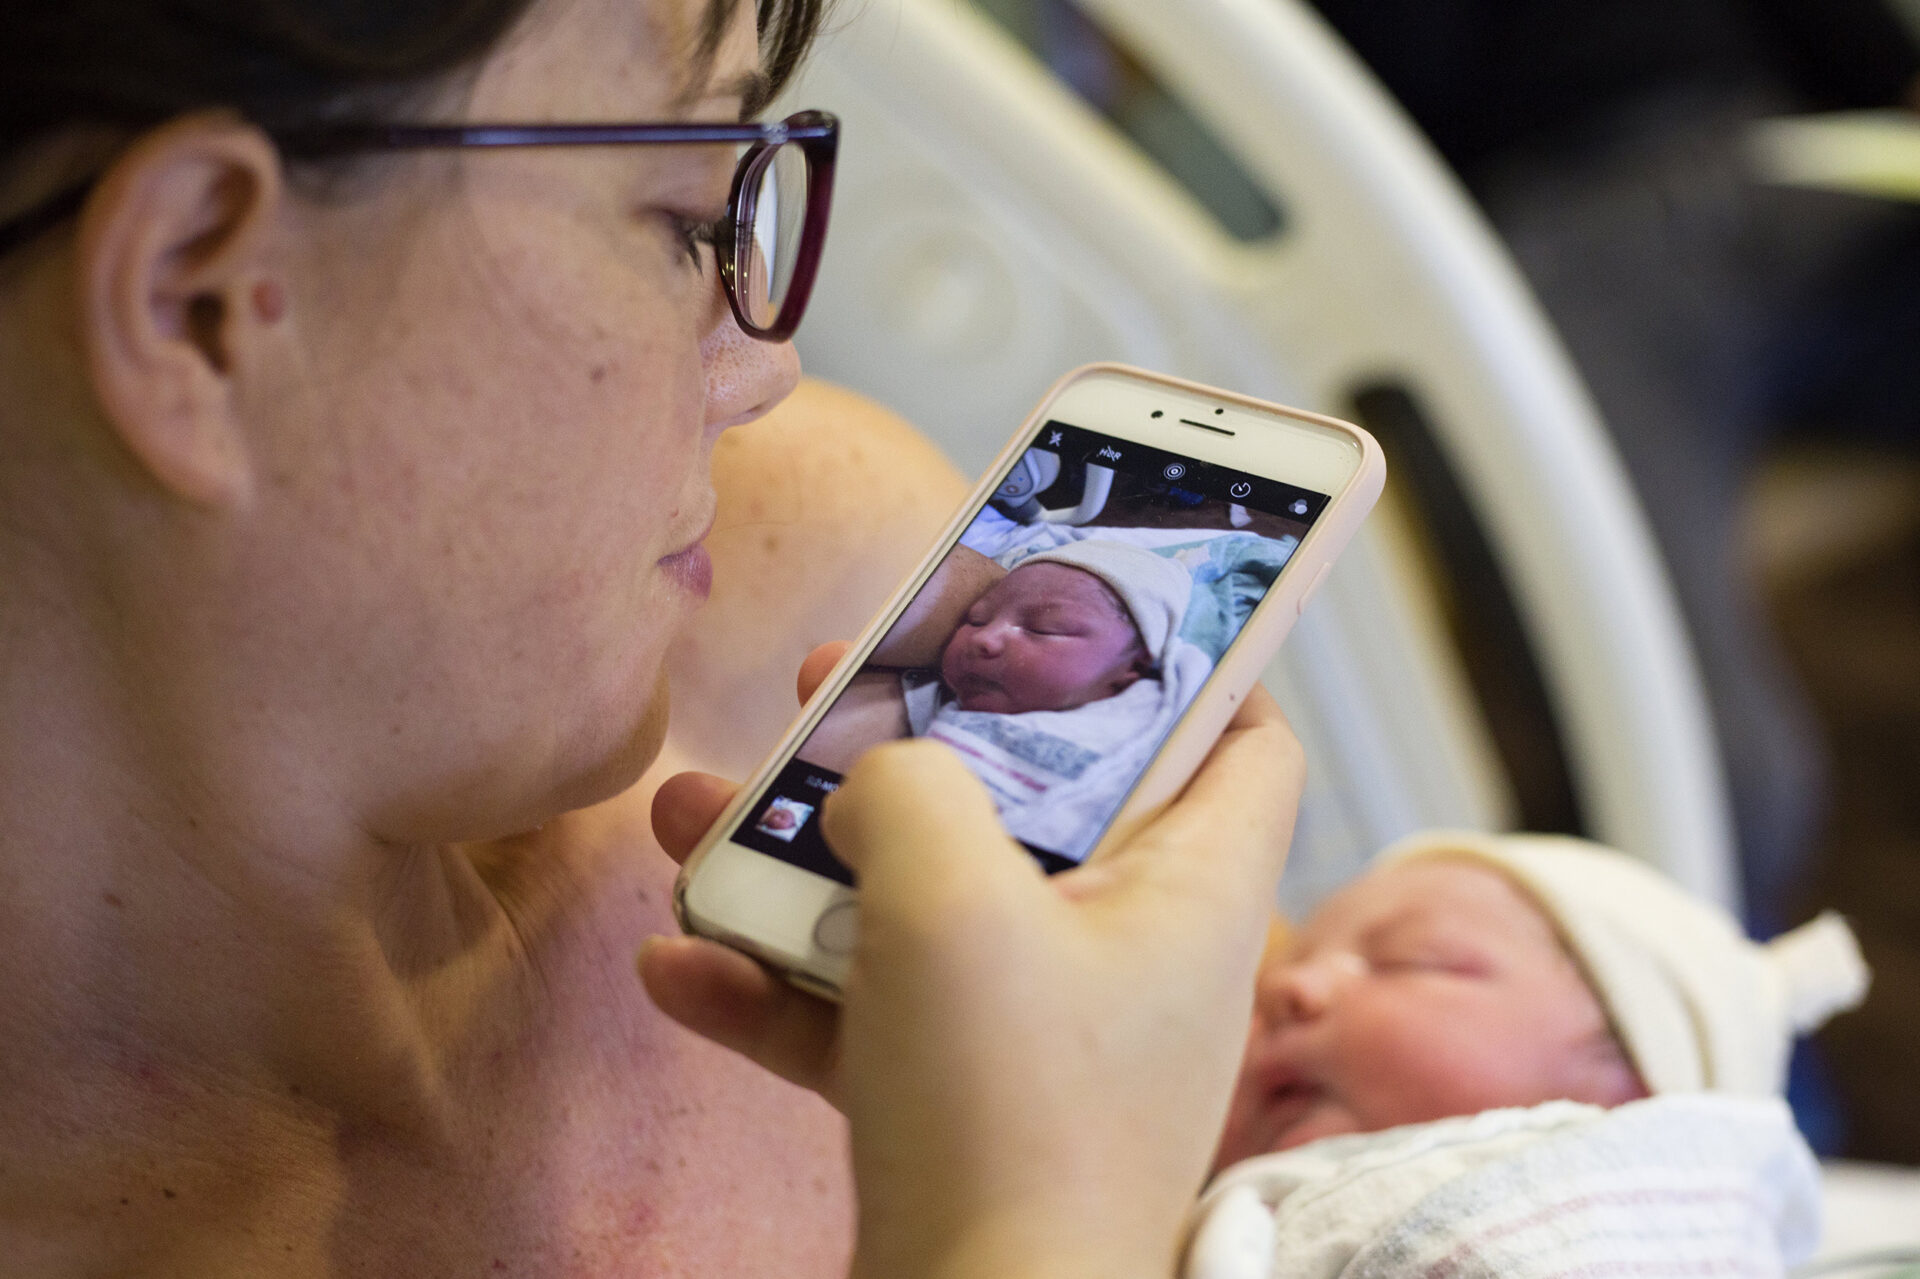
[{"xmin": 74, "ymin": 112, "xmax": 286, "ymax": 508}]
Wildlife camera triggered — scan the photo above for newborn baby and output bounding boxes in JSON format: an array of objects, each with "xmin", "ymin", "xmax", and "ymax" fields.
[
  {"xmin": 1187, "ymin": 832, "xmax": 1871, "ymax": 1279},
  {"xmin": 1213, "ymin": 854, "xmax": 1646, "ymax": 1168}
]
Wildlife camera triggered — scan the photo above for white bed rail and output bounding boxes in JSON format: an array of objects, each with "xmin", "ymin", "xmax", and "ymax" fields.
[{"xmin": 784, "ymin": 0, "xmax": 1737, "ymax": 907}]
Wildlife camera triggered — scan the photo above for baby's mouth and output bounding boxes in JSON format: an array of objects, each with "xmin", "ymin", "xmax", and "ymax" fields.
[
  {"xmin": 1259, "ymin": 1072, "xmax": 1328, "ymax": 1148},
  {"xmin": 950, "ymin": 671, "xmax": 1002, "ymax": 708}
]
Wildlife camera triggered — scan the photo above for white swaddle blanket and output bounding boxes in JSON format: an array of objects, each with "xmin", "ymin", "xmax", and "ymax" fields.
[
  {"xmin": 902, "ymin": 636, "xmax": 1214, "ymax": 860},
  {"xmin": 1185, "ymin": 1095, "xmax": 1822, "ymax": 1279}
]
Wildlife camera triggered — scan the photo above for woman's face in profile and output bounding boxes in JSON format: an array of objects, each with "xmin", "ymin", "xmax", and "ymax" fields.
[{"xmin": 261, "ymin": 0, "xmax": 798, "ymax": 837}]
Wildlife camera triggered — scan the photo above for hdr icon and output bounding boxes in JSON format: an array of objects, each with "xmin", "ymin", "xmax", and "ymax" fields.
[{"xmin": 1096, "ymin": 446, "xmax": 1123, "ymax": 461}]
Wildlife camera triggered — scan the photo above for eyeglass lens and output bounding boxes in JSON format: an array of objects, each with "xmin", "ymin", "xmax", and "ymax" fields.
[{"xmin": 737, "ymin": 142, "xmax": 810, "ymax": 332}]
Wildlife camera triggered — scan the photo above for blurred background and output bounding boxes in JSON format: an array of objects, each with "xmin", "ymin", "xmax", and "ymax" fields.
[
  {"xmin": 1248, "ymin": 0, "xmax": 1920, "ymax": 1164},
  {"xmin": 779, "ymin": 0, "xmax": 1919, "ymax": 1170}
]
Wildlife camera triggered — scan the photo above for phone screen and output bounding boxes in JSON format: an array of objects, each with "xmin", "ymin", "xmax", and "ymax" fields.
[{"xmin": 730, "ymin": 419, "xmax": 1329, "ymax": 882}]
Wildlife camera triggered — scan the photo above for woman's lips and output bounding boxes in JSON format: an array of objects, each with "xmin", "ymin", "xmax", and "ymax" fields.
[
  {"xmin": 659, "ymin": 515, "xmax": 715, "ymax": 597},
  {"xmin": 658, "ymin": 544, "xmax": 712, "ymax": 597}
]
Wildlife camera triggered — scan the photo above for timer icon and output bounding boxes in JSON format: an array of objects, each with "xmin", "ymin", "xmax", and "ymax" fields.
[{"xmin": 1229, "ymin": 481, "xmax": 1252, "ymax": 499}]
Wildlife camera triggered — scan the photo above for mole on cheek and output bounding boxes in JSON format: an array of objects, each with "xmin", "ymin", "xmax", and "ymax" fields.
[{"xmin": 251, "ymin": 279, "xmax": 287, "ymax": 323}]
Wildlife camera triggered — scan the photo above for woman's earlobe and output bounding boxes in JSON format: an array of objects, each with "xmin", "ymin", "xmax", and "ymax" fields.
[{"xmin": 73, "ymin": 113, "xmax": 285, "ymax": 508}]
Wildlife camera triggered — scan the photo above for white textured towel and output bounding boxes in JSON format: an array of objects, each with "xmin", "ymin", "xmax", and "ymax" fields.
[{"xmin": 1185, "ymin": 1095, "xmax": 1822, "ymax": 1279}]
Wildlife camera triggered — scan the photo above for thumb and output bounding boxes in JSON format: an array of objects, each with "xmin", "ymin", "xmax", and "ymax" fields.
[
  {"xmin": 820, "ymin": 738, "xmax": 1039, "ymax": 926},
  {"xmin": 798, "ymin": 641, "xmax": 853, "ymax": 707}
]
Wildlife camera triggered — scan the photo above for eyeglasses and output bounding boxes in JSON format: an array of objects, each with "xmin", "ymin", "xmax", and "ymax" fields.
[{"xmin": 0, "ymin": 109, "xmax": 839, "ymax": 343}]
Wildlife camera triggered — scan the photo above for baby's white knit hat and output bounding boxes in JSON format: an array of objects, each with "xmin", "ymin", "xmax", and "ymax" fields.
[
  {"xmin": 1379, "ymin": 831, "xmax": 1871, "ymax": 1097},
  {"xmin": 1020, "ymin": 540, "xmax": 1193, "ymax": 663}
]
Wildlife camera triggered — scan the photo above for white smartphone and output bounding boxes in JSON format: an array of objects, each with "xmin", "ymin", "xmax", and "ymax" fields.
[{"xmin": 673, "ymin": 364, "xmax": 1385, "ymax": 998}]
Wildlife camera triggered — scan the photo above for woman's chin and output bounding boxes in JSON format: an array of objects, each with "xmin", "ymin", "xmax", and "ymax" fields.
[{"xmin": 550, "ymin": 670, "xmax": 674, "ymax": 812}]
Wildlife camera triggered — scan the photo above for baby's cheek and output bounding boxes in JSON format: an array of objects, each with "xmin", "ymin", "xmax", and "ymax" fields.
[{"xmin": 1345, "ymin": 1000, "xmax": 1524, "ymax": 1125}]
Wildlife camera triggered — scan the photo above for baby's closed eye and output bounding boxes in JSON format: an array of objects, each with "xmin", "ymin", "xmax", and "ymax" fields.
[{"xmin": 1372, "ymin": 937, "xmax": 1493, "ymax": 977}]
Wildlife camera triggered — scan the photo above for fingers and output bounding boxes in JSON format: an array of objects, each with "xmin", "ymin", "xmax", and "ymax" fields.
[
  {"xmin": 639, "ymin": 935, "xmax": 841, "ymax": 1099},
  {"xmin": 651, "ymin": 640, "xmax": 854, "ymax": 865},
  {"xmin": 651, "ymin": 770, "xmax": 739, "ymax": 865},
  {"xmin": 1116, "ymin": 686, "xmax": 1304, "ymax": 915},
  {"xmin": 821, "ymin": 739, "xmax": 1038, "ymax": 923},
  {"xmin": 798, "ymin": 641, "xmax": 853, "ymax": 707}
]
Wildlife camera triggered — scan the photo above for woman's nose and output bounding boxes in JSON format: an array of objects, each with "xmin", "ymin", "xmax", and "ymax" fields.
[{"xmin": 701, "ymin": 310, "xmax": 801, "ymax": 433}]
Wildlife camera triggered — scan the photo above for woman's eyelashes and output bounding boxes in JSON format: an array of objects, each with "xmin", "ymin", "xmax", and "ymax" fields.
[{"xmin": 666, "ymin": 211, "xmax": 725, "ymax": 267}]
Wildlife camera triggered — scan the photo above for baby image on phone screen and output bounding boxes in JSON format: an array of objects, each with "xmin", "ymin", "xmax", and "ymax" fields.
[
  {"xmin": 934, "ymin": 545, "xmax": 1177, "ymax": 715},
  {"xmin": 900, "ymin": 540, "xmax": 1202, "ymax": 857},
  {"xmin": 791, "ymin": 447, "xmax": 1310, "ymax": 866}
]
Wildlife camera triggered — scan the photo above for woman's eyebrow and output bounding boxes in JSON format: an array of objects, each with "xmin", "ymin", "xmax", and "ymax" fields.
[{"xmin": 673, "ymin": 69, "xmax": 775, "ymax": 120}]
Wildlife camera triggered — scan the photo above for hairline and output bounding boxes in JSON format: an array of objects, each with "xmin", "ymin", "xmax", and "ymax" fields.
[{"xmin": 676, "ymin": 0, "xmax": 773, "ymax": 118}]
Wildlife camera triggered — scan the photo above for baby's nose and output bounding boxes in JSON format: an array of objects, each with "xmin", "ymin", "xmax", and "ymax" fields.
[
  {"xmin": 1256, "ymin": 951, "xmax": 1364, "ymax": 1025},
  {"xmin": 970, "ymin": 620, "xmax": 1011, "ymax": 654}
]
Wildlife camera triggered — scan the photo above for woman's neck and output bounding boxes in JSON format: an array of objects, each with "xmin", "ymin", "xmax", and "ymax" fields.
[
  {"xmin": 0, "ymin": 598, "xmax": 854, "ymax": 1275},
  {"xmin": 0, "ymin": 569, "xmax": 534, "ymax": 1270}
]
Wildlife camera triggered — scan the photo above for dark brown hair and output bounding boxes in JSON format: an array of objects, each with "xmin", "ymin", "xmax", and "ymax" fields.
[{"xmin": 2, "ymin": 0, "xmax": 826, "ymax": 162}]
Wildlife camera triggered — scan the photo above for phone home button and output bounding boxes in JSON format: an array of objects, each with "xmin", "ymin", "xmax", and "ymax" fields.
[{"xmin": 812, "ymin": 899, "xmax": 860, "ymax": 956}]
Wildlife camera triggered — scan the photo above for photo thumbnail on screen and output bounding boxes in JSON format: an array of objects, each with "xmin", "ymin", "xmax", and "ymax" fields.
[{"xmin": 732, "ymin": 421, "xmax": 1327, "ymax": 882}]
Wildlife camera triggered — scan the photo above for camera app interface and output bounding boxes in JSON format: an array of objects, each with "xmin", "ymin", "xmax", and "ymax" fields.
[{"xmin": 732, "ymin": 420, "xmax": 1328, "ymax": 882}]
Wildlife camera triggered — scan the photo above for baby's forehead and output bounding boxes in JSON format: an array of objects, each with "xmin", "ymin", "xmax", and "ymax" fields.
[
  {"xmin": 999, "ymin": 561, "xmax": 1126, "ymax": 613},
  {"xmin": 1303, "ymin": 859, "xmax": 1560, "ymax": 947}
]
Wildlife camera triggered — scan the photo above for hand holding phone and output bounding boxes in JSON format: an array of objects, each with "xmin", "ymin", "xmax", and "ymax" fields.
[{"xmin": 643, "ymin": 683, "xmax": 1308, "ymax": 1279}]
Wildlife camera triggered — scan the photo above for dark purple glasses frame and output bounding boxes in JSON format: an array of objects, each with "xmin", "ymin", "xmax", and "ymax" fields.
[{"xmin": 0, "ymin": 109, "xmax": 838, "ymax": 343}]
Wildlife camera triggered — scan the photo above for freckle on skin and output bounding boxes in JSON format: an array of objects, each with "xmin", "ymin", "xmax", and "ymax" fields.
[
  {"xmin": 103, "ymin": 892, "xmax": 124, "ymax": 909},
  {"xmin": 251, "ymin": 279, "xmax": 286, "ymax": 322},
  {"xmin": 590, "ymin": 363, "xmax": 609, "ymax": 384}
]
